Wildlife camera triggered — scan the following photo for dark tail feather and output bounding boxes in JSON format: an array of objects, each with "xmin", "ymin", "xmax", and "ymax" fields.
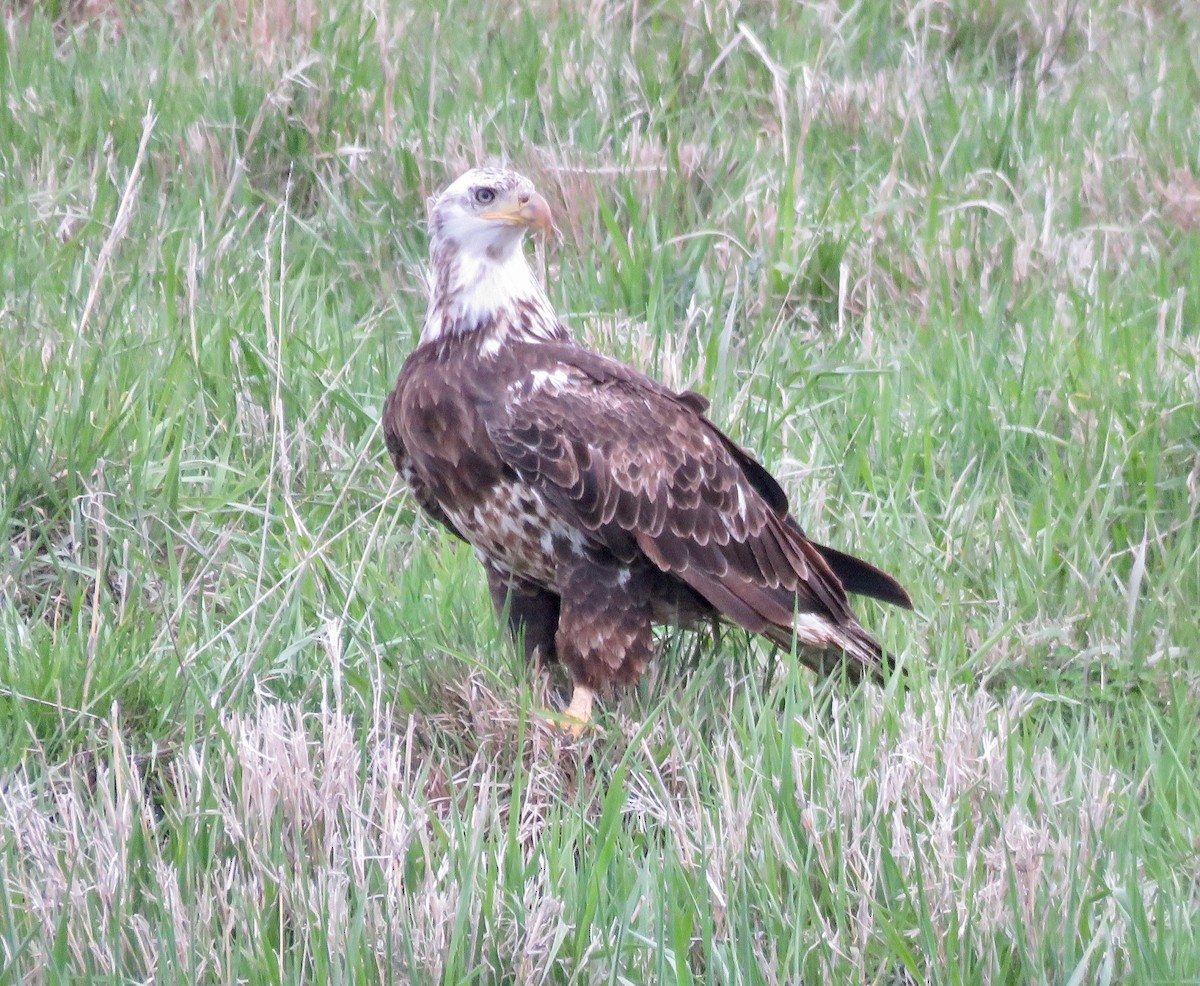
[{"xmin": 810, "ymin": 541, "xmax": 913, "ymax": 610}]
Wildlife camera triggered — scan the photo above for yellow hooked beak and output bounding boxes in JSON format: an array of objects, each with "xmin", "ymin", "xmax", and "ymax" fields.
[{"xmin": 481, "ymin": 190, "xmax": 553, "ymax": 235}]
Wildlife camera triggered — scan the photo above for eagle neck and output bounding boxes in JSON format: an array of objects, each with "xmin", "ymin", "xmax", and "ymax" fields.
[{"xmin": 421, "ymin": 237, "xmax": 566, "ymax": 355}]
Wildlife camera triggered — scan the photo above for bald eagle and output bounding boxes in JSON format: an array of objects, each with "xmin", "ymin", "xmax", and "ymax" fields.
[{"xmin": 384, "ymin": 168, "xmax": 912, "ymax": 733}]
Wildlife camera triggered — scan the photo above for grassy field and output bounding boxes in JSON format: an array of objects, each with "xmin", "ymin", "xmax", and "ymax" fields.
[{"xmin": 1, "ymin": 0, "xmax": 1198, "ymax": 981}]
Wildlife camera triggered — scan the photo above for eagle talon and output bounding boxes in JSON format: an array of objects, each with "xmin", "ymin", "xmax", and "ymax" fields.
[
  {"xmin": 543, "ymin": 684, "xmax": 594, "ymax": 738},
  {"xmin": 554, "ymin": 714, "xmax": 589, "ymax": 739}
]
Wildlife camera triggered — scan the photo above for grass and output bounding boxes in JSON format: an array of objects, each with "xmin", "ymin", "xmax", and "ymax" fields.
[{"xmin": 0, "ymin": 0, "xmax": 1197, "ymax": 981}]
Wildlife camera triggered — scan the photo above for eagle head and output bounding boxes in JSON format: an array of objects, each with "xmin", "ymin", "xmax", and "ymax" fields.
[
  {"xmin": 430, "ymin": 168, "xmax": 552, "ymax": 261},
  {"xmin": 422, "ymin": 169, "xmax": 562, "ymax": 350}
]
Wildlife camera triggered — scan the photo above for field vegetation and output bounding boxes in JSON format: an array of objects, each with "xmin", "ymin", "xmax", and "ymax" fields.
[{"xmin": 0, "ymin": 0, "xmax": 1197, "ymax": 982}]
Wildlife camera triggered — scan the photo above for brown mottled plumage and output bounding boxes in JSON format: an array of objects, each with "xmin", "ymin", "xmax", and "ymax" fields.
[{"xmin": 384, "ymin": 168, "xmax": 912, "ymax": 732}]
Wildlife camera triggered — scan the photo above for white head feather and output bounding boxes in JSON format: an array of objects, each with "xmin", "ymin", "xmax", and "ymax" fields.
[{"xmin": 421, "ymin": 168, "xmax": 565, "ymax": 352}]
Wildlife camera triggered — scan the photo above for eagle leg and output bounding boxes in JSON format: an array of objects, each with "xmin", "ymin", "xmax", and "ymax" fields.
[
  {"xmin": 485, "ymin": 563, "xmax": 561, "ymax": 665},
  {"xmin": 551, "ymin": 560, "xmax": 657, "ymax": 731}
]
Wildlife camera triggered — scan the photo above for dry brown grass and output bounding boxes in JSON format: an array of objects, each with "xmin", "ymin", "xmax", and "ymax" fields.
[{"xmin": 0, "ymin": 680, "xmax": 1127, "ymax": 982}]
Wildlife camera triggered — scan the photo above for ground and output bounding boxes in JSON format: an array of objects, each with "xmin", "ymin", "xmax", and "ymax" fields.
[{"xmin": 0, "ymin": 1, "xmax": 1197, "ymax": 982}]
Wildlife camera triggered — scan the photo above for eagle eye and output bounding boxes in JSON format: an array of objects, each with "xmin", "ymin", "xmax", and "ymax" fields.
[{"xmin": 474, "ymin": 187, "xmax": 497, "ymax": 205}]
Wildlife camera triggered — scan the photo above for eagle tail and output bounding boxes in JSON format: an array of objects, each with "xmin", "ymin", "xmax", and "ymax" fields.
[{"xmin": 763, "ymin": 617, "xmax": 899, "ymax": 685}]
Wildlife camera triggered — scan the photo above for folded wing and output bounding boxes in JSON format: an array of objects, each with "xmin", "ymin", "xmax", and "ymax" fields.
[{"xmin": 485, "ymin": 353, "xmax": 905, "ymax": 678}]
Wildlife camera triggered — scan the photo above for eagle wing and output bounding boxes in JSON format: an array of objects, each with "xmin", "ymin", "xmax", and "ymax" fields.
[
  {"xmin": 485, "ymin": 352, "xmax": 858, "ymax": 638},
  {"xmin": 382, "ymin": 387, "xmax": 469, "ymax": 543}
]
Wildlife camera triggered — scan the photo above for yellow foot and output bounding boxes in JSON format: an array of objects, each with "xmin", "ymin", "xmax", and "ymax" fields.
[{"xmin": 542, "ymin": 685, "xmax": 595, "ymax": 738}]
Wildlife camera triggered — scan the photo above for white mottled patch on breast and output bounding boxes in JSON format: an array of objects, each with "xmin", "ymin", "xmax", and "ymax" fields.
[{"xmin": 445, "ymin": 479, "xmax": 586, "ymax": 590}]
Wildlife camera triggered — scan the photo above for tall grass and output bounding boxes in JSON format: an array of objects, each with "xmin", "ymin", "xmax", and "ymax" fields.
[{"xmin": 0, "ymin": 0, "xmax": 1197, "ymax": 982}]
